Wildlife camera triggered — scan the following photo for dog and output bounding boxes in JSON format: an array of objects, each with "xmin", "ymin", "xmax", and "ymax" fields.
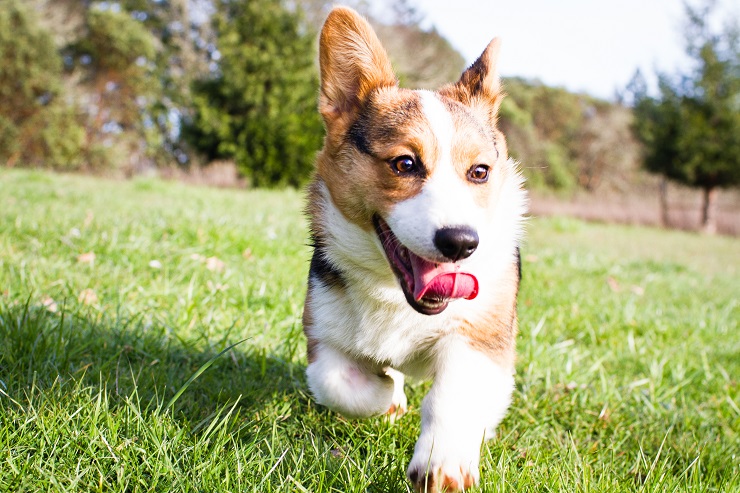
[{"xmin": 303, "ymin": 7, "xmax": 527, "ymax": 492}]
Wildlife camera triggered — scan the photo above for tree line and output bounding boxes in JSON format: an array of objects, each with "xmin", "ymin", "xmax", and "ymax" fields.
[
  {"xmin": 0, "ymin": 0, "xmax": 464, "ymax": 187},
  {"xmin": 0, "ymin": 0, "xmax": 737, "ymax": 231}
]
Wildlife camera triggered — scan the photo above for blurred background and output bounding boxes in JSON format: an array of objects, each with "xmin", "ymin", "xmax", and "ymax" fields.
[{"xmin": 1, "ymin": 0, "xmax": 738, "ymax": 234}]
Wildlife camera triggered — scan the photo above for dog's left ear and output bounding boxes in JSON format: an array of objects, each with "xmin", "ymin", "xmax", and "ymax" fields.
[
  {"xmin": 318, "ymin": 7, "xmax": 397, "ymax": 132},
  {"xmin": 441, "ymin": 38, "xmax": 504, "ymax": 116}
]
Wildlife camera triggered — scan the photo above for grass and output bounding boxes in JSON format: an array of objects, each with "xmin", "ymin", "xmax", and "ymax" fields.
[{"xmin": 1, "ymin": 168, "xmax": 738, "ymax": 492}]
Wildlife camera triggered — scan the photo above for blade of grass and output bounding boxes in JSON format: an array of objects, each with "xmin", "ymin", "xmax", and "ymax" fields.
[{"xmin": 164, "ymin": 338, "xmax": 248, "ymax": 411}]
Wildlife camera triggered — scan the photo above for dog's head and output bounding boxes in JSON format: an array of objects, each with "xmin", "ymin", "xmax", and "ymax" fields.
[{"xmin": 314, "ymin": 7, "xmax": 524, "ymax": 315}]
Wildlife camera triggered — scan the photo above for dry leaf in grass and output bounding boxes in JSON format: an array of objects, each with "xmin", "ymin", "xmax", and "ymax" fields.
[
  {"xmin": 206, "ymin": 281, "xmax": 228, "ymax": 292},
  {"xmin": 525, "ymin": 254, "xmax": 539, "ymax": 263},
  {"xmin": 77, "ymin": 252, "xmax": 96, "ymax": 264},
  {"xmin": 190, "ymin": 253, "xmax": 206, "ymax": 262},
  {"xmin": 41, "ymin": 296, "xmax": 58, "ymax": 313},
  {"xmin": 606, "ymin": 276, "xmax": 620, "ymax": 292},
  {"xmin": 242, "ymin": 248, "xmax": 253, "ymax": 260},
  {"xmin": 78, "ymin": 288, "xmax": 98, "ymax": 305},
  {"xmin": 631, "ymin": 285, "xmax": 645, "ymax": 296},
  {"xmin": 84, "ymin": 210, "xmax": 94, "ymax": 227},
  {"xmin": 149, "ymin": 260, "xmax": 163, "ymax": 269},
  {"xmin": 206, "ymin": 256, "xmax": 225, "ymax": 272}
]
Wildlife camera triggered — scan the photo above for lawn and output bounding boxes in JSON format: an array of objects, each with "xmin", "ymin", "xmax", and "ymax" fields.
[{"xmin": 1, "ymin": 168, "xmax": 738, "ymax": 492}]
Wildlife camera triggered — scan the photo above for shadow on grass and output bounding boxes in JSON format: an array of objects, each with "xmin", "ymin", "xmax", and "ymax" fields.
[
  {"xmin": 0, "ymin": 299, "xmax": 308, "ymax": 424},
  {"xmin": 0, "ymin": 300, "xmax": 424, "ymax": 492}
]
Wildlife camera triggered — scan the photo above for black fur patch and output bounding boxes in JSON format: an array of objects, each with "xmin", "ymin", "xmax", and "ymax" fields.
[
  {"xmin": 347, "ymin": 116, "xmax": 373, "ymax": 156},
  {"xmin": 309, "ymin": 244, "xmax": 346, "ymax": 290},
  {"xmin": 345, "ymin": 92, "xmax": 425, "ymax": 161}
]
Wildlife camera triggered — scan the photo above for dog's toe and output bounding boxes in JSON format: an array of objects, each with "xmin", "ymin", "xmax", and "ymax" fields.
[
  {"xmin": 408, "ymin": 464, "xmax": 477, "ymax": 492},
  {"xmin": 383, "ymin": 402, "xmax": 408, "ymax": 423}
]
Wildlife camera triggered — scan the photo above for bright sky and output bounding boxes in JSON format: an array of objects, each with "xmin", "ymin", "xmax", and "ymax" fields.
[{"xmin": 410, "ymin": 0, "xmax": 738, "ymax": 100}]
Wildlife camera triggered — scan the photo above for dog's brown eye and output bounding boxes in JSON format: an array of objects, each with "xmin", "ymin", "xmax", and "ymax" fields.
[
  {"xmin": 467, "ymin": 164, "xmax": 490, "ymax": 183},
  {"xmin": 390, "ymin": 155, "xmax": 417, "ymax": 174}
]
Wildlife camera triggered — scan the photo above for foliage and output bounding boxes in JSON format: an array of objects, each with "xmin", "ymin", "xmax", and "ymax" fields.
[
  {"xmin": 0, "ymin": 0, "xmax": 85, "ymax": 168},
  {"xmin": 1, "ymin": 169, "xmax": 738, "ymax": 491},
  {"xmin": 373, "ymin": 23, "xmax": 466, "ymax": 90},
  {"xmin": 630, "ymin": 2, "xmax": 740, "ymax": 230},
  {"xmin": 575, "ymin": 105, "xmax": 640, "ymax": 191},
  {"xmin": 82, "ymin": 7, "xmax": 156, "ymax": 73},
  {"xmin": 499, "ymin": 78, "xmax": 637, "ymax": 192},
  {"xmin": 0, "ymin": 0, "xmax": 59, "ymax": 119},
  {"xmin": 3, "ymin": 0, "xmax": 647, "ymax": 194},
  {"xmin": 65, "ymin": 4, "xmax": 160, "ymax": 171},
  {"xmin": 184, "ymin": 0, "xmax": 323, "ymax": 188},
  {"xmin": 114, "ymin": 0, "xmax": 216, "ymax": 164},
  {"xmin": 370, "ymin": 0, "xmax": 466, "ymax": 90}
]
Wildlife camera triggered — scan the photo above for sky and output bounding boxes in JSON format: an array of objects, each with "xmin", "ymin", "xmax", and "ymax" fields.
[{"xmin": 406, "ymin": 0, "xmax": 738, "ymax": 101}]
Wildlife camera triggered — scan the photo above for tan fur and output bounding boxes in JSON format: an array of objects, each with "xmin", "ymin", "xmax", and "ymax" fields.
[
  {"xmin": 458, "ymin": 260, "xmax": 520, "ymax": 368},
  {"xmin": 319, "ymin": 7, "xmax": 397, "ymax": 137},
  {"xmin": 440, "ymin": 38, "xmax": 508, "ymax": 173},
  {"xmin": 316, "ymin": 10, "xmax": 510, "ymax": 235},
  {"xmin": 315, "ymin": 89, "xmax": 431, "ymax": 229},
  {"xmin": 439, "ymin": 38, "xmax": 505, "ymax": 120}
]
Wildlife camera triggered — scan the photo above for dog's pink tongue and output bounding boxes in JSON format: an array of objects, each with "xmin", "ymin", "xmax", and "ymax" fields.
[{"xmin": 410, "ymin": 256, "xmax": 478, "ymax": 301}]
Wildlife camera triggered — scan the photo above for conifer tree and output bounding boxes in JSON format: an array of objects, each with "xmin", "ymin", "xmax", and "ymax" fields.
[
  {"xmin": 184, "ymin": 0, "xmax": 323, "ymax": 187},
  {"xmin": 0, "ymin": 0, "xmax": 84, "ymax": 167}
]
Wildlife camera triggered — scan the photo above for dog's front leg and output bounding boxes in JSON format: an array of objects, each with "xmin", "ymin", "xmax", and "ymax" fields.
[
  {"xmin": 306, "ymin": 343, "xmax": 406, "ymax": 419},
  {"xmin": 407, "ymin": 336, "xmax": 514, "ymax": 492}
]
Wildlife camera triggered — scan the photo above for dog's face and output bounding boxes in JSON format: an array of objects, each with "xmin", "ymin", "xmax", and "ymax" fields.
[{"xmin": 314, "ymin": 8, "xmax": 521, "ymax": 315}]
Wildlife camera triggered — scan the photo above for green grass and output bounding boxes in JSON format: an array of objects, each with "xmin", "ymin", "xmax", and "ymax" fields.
[{"xmin": 1, "ymin": 168, "xmax": 738, "ymax": 492}]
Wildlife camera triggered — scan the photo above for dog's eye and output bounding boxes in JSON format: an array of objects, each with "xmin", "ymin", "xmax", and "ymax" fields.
[
  {"xmin": 390, "ymin": 155, "xmax": 417, "ymax": 175},
  {"xmin": 467, "ymin": 164, "xmax": 490, "ymax": 183}
]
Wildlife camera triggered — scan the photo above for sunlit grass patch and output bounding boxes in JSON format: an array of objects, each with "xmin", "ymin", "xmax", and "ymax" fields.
[{"xmin": 1, "ymin": 168, "xmax": 738, "ymax": 492}]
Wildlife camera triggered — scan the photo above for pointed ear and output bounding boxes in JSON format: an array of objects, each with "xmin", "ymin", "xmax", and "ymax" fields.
[
  {"xmin": 442, "ymin": 38, "xmax": 504, "ymax": 114},
  {"xmin": 319, "ymin": 7, "xmax": 397, "ymax": 127}
]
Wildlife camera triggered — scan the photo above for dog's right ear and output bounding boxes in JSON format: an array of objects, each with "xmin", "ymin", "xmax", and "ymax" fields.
[{"xmin": 319, "ymin": 7, "xmax": 397, "ymax": 130}]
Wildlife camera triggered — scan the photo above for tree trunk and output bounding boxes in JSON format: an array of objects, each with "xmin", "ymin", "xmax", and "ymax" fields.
[
  {"xmin": 700, "ymin": 186, "xmax": 718, "ymax": 235},
  {"xmin": 658, "ymin": 178, "xmax": 669, "ymax": 227}
]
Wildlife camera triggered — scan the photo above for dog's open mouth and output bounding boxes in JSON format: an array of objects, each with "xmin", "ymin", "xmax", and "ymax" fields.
[{"xmin": 373, "ymin": 215, "xmax": 478, "ymax": 315}]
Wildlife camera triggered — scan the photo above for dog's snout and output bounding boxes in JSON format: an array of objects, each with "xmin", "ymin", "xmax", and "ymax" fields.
[{"xmin": 434, "ymin": 226, "xmax": 479, "ymax": 261}]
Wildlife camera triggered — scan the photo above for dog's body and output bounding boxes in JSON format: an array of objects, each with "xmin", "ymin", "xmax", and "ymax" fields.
[{"xmin": 303, "ymin": 7, "xmax": 527, "ymax": 492}]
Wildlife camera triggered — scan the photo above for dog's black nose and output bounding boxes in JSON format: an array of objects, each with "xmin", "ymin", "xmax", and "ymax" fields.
[{"xmin": 434, "ymin": 226, "xmax": 479, "ymax": 261}]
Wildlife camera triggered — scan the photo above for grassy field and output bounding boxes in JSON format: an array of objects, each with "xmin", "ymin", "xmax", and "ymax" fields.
[{"xmin": 1, "ymin": 168, "xmax": 738, "ymax": 492}]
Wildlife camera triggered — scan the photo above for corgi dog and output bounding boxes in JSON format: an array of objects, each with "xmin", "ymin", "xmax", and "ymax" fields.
[{"xmin": 303, "ymin": 7, "xmax": 526, "ymax": 492}]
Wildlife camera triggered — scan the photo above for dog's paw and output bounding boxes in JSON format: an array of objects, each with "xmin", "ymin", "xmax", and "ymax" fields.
[
  {"xmin": 407, "ymin": 461, "xmax": 478, "ymax": 492},
  {"xmin": 406, "ymin": 433, "xmax": 480, "ymax": 492},
  {"xmin": 383, "ymin": 401, "xmax": 407, "ymax": 423}
]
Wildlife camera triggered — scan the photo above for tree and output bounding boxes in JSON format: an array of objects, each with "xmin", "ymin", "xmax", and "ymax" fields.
[
  {"xmin": 65, "ymin": 4, "xmax": 160, "ymax": 172},
  {"xmin": 630, "ymin": 1, "xmax": 740, "ymax": 233},
  {"xmin": 184, "ymin": 0, "xmax": 323, "ymax": 187},
  {"xmin": 576, "ymin": 105, "xmax": 638, "ymax": 192},
  {"xmin": 0, "ymin": 0, "xmax": 85, "ymax": 168},
  {"xmin": 113, "ymin": 0, "xmax": 216, "ymax": 165}
]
